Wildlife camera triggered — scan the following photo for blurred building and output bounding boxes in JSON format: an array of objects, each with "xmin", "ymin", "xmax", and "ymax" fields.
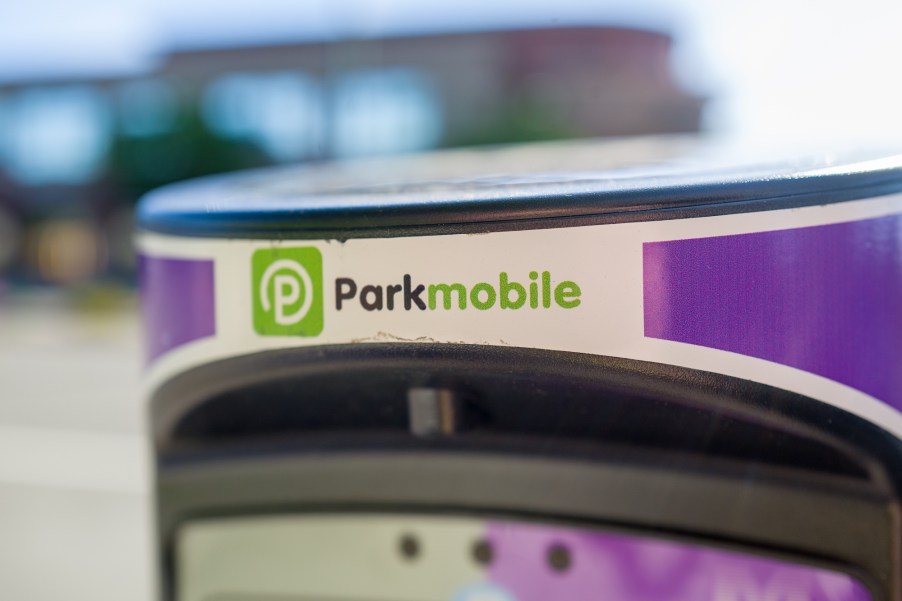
[{"xmin": 0, "ymin": 25, "xmax": 704, "ymax": 287}]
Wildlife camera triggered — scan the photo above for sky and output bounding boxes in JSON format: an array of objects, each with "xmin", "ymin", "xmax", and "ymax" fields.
[{"xmin": 0, "ymin": 0, "xmax": 901, "ymax": 144}]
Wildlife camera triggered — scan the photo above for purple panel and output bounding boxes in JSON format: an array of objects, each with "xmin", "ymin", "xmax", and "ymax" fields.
[
  {"xmin": 485, "ymin": 521, "xmax": 870, "ymax": 601},
  {"xmin": 138, "ymin": 254, "xmax": 216, "ymax": 363},
  {"xmin": 643, "ymin": 214, "xmax": 902, "ymax": 409}
]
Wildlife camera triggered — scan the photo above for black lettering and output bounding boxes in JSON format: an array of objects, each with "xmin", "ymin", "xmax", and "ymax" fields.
[
  {"xmin": 336, "ymin": 278, "xmax": 357, "ymax": 310},
  {"xmin": 386, "ymin": 284, "xmax": 402, "ymax": 310},
  {"xmin": 404, "ymin": 274, "xmax": 426, "ymax": 311},
  {"xmin": 360, "ymin": 285, "xmax": 384, "ymax": 311}
]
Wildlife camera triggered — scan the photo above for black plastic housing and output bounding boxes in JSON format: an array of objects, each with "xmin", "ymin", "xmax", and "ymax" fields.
[{"xmin": 154, "ymin": 344, "xmax": 902, "ymax": 601}]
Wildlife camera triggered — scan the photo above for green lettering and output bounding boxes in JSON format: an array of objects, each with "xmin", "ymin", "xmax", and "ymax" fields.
[
  {"xmin": 428, "ymin": 283, "xmax": 467, "ymax": 310},
  {"xmin": 554, "ymin": 281, "xmax": 581, "ymax": 308},
  {"xmin": 470, "ymin": 282, "xmax": 496, "ymax": 310},
  {"xmin": 528, "ymin": 271, "xmax": 539, "ymax": 309},
  {"xmin": 499, "ymin": 272, "xmax": 526, "ymax": 309},
  {"xmin": 542, "ymin": 271, "xmax": 552, "ymax": 308}
]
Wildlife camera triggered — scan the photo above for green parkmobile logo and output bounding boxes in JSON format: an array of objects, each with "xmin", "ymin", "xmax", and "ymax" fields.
[{"xmin": 252, "ymin": 247, "xmax": 323, "ymax": 336}]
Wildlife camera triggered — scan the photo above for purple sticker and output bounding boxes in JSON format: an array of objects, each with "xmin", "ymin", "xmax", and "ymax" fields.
[
  {"xmin": 643, "ymin": 214, "xmax": 902, "ymax": 409},
  {"xmin": 485, "ymin": 521, "xmax": 870, "ymax": 601},
  {"xmin": 138, "ymin": 255, "xmax": 216, "ymax": 363}
]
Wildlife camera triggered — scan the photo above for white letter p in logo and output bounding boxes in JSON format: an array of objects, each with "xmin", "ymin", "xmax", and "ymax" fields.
[{"xmin": 260, "ymin": 259, "xmax": 314, "ymax": 325}]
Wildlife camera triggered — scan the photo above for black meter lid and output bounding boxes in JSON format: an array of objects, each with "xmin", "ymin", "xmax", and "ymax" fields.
[{"xmin": 136, "ymin": 136, "xmax": 902, "ymax": 239}]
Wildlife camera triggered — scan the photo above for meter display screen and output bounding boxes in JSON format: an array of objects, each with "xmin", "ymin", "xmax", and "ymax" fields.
[{"xmin": 177, "ymin": 514, "xmax": 871, "ymax": 601}]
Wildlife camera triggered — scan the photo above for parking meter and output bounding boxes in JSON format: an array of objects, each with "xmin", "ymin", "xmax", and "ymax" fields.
[{"xmin": 138, "ymin": 138, "xmax": 902, "ymax": 601}]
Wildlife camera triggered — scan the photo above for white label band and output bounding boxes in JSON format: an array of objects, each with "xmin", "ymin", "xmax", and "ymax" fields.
[{"xmin": 138, "ymin": 192, "xmax": 902, "ymax": 439}]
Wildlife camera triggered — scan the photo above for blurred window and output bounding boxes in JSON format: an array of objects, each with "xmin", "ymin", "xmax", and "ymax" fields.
[
  {"xmin": 331, "ymin": 68, "xmax": 442, "ymax": 159},
  {"xmin": 117, "ymin": 79, "xmax": 178, "ymax": 137},
  {"xmin": 2, "ymin": 86, "xmax": 111, "ymax": 186},
  {"xmin": 202, "ymin": 72, "xmax": 324, "ymax": 162}
]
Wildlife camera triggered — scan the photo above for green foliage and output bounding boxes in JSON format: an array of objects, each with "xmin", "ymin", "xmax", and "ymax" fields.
[
  {"xmin": 107, "ymin": 107, "xmax": 270, "ymax": 202},
  {"xmin": 448, "ymin": 101, "xmax": 577, "ymax": 147}
]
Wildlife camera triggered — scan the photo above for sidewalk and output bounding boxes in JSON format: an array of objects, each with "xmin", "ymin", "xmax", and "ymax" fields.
[{"xmin": 0, "ymin": 291, "xmax": 152, "ymax": 601}]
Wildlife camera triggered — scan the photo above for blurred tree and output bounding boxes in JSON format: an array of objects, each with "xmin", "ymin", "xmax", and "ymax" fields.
[
  {"xmin": 107, "ymin": 106, "xmax": 271, "ymax": 203},
  {"xmin": 448, "ymin": 100, "xmax": 578, "ymax": 147}
]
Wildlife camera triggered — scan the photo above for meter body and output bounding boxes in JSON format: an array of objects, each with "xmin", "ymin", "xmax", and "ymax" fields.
[{"xmin": 138, "ymin": 138, "xmax": 902, "ymax": 601}]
